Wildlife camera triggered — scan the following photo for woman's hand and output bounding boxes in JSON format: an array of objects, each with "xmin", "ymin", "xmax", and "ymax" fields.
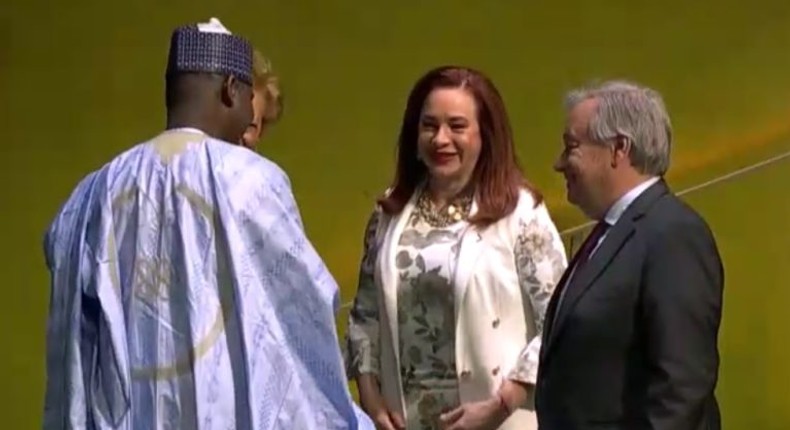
[
  {"xmin": 438, "ymin": 397, "xmax": 507, "ymax": 430},
  {"xmin": 357, "ymin": 374, "xmax": 406, "ymax": 430},
  {"xmin": 438, "ymin": 379, "xmax": 530, "ymax": 430},
  {"xmin": 370, "ymin": 408, "xmax": 406, "ymax": 430}
]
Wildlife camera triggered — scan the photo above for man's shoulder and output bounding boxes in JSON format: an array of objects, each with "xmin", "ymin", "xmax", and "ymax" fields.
[
  {"xmin": 204, "ymin": 138, "xmax": 289, "ymax": 184},
  {"xmin": 641, "ymin": 191, "xmax": 716, "ymax": 244},
  {"xmin": 651, "ymin": 191, "xmax": 708, "ymax": 225},
  {"xmin": 44, "ymin": 166, "xmax": 107, "ymax": 263}
]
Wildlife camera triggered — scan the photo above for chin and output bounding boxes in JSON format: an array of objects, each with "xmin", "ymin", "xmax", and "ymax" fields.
[{"xmin": 428, "ymin": 164, "xmax": 461, "ymax": 179}]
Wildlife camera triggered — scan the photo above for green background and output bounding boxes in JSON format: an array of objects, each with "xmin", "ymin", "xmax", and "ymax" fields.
[{"xmin": 2, "ymin": 1, "xmax": 788, "ymax": 427}]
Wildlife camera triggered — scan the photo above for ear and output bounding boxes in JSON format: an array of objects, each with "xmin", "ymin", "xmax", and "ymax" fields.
[
  {"xmin": 220, "ymin": 75, "xmax": 238, "ymax": 108},
  {"xmin": 611, "ymin": 135, "xmax": 631, "ymax": 167}
]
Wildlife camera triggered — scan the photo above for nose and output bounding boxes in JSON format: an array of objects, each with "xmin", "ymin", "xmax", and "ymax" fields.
[
  {"xmin": 432, "ymin": 124, "xmax": 452, "ymax": 146},
  {"xmin": 553, "ymin": 153, "xmax": 566, "ymax": 173}
]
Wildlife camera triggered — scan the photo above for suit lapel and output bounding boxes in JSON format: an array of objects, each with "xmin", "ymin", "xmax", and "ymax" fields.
[
  {"xmin": 548, "ymin": 219, "xmax": 635, "ymax": 343},
  {"xmin": 379, "ymin": 190, "xmax": 420, "ymax": 362},
  {"xmin": 543, "ymin": 180, "xmax": 670, "ymax": 356},
  {"xmin": 452, "ymin": 199, "xmax": 483, "ymax": 319},
  {"xmin": 542, "ymin": 246, "xmax": 582, "ymax": 349}
]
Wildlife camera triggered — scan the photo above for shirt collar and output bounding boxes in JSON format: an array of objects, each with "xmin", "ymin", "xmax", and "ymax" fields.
[
  {"xmin": 164, "ymin": 127, "xmax": 207, "ymax": 136},
  {"xmin": 603, "ymin": 176, "xmax": 660, "ymax": 226}
]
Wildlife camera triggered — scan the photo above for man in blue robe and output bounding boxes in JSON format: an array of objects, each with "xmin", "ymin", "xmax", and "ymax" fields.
[{"xmin": 42, "ymin": 17, "xmax": 372, "ymax": 430}]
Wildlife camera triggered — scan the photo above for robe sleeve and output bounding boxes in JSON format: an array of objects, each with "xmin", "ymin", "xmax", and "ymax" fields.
[
  {"xmin": 222, "ymin": 159, "xmax": 370, "ymax": 428},
  {"xmin": 43, "ymin": 173, "xmax": 102, "ymax": 429}
]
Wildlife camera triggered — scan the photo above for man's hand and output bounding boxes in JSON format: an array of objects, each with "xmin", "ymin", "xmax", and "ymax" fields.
[{"xmin": 438, "ymin": 397, "xmax": 508, "ymax": 430}]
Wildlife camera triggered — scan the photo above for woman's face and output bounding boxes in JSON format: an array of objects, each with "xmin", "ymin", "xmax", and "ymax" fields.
[
  {"xmin": 240, "ymin": 89, "xmax": 267, "ymax": 150},
  {"xmin": 417, "ymin": 87, "xmax": 482, "ymax": 188}
]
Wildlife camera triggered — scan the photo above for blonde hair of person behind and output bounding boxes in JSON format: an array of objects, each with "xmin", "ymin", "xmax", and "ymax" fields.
[{"xmin": 252, "ymin": 49, "xmax": 283, "ymax": 123}]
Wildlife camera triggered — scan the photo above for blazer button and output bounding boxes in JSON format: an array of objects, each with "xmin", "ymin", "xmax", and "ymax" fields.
[
  {"xmin": 491, "ymin": 366, "xmax": 500, "ymax": 376},
  {"xmin": 492, "ymin": 318, "xmax": 500, "ymax": 328},
  {"xmin": 460, "ymin": 370, "xmax": 471, "ymax": 379}
]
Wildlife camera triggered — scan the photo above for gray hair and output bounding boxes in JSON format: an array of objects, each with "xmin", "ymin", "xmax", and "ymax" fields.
[{"xmin": 565, "ymin": 80, "xmax": 672, "ymax": 176}]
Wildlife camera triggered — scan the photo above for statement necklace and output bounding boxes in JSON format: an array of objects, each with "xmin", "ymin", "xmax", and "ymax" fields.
[{"xmin": 415, "ymin": 189, "xmax": 473, "ymax": 227}]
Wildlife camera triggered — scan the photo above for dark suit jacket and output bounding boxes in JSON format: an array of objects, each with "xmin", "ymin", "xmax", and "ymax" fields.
[{"xmin": 535, "ymin": 180, "xmax": 724, "ymax": 430}]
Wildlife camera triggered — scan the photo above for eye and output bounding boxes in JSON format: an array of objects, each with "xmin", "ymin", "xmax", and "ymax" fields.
[
  {"xmin": 562, "ymin": 132, "xmax": 581, "ymax": 148},
  {"xmin": 419, "ymin": 119, "xmax": 438, "ymax": 131},
  {"xmin": 450, "ymin": 123, "xmax": 467, "ymax": 132}
]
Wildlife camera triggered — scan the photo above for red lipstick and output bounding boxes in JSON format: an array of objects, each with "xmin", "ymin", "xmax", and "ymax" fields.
[{"xmin": 430, "ymin": 152, "xmax": 456, "ymax": 164}]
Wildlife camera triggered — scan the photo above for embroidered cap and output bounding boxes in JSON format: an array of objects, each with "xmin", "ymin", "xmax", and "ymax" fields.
[{"xmin": 166, "ymin": 17, "xmax": 253, "ymax": 85}]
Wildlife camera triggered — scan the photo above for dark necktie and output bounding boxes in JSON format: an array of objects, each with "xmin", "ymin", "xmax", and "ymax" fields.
[
  {"xmin": 573, "ymin": 220, "xmax": 610, "ymax": 271},
  {"xmin": 552, "ymin": 220, "xmax": 611, "ymax": 322}
]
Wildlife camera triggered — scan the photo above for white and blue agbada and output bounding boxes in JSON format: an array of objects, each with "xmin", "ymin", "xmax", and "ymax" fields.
[
  {"xmin": 43, "ymin": 17, "xmax": 372, "ymax": 430},
  {"xmin": 43, "ymin": 129, "xmax": 374, "ymax": 429}
]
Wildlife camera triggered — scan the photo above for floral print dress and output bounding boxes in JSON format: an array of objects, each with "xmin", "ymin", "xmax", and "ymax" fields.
[
  {"xmin": 346, "ymin": 193, "xmax": 566, "ymax": 430},
  {"xmin": 396, "ymin": 214, "xmax": 465, "ymax": 428}
]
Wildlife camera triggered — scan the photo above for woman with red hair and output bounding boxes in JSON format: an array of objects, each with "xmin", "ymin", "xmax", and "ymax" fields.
[{"xmin": 345, "ymin": 66, "xmax": 567, "ymax": 429}]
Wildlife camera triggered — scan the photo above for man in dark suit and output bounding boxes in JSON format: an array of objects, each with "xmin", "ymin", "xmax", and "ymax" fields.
[{"xmin": 535, "ymin": 81, "xmax": 724, "ymax": 430}]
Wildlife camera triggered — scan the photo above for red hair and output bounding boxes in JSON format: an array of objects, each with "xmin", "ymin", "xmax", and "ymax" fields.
[{"xmin": 378, "ymin": 65, "xmax": 542, "ymax": 226}]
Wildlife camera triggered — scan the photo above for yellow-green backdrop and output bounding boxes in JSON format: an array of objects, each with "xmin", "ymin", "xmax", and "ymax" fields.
[{"xmin": 2, "ymin": 1, "xmax": 789, "ymax": 428}]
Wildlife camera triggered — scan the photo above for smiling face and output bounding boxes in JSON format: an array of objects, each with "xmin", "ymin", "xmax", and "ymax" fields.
[
  {"xmin": 416, "ymin": 87, "xmax": 482, "ymax": 188},
  {"xmin": 554, "ymin": 97, "xmax": 615, "ymax": 218}
]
